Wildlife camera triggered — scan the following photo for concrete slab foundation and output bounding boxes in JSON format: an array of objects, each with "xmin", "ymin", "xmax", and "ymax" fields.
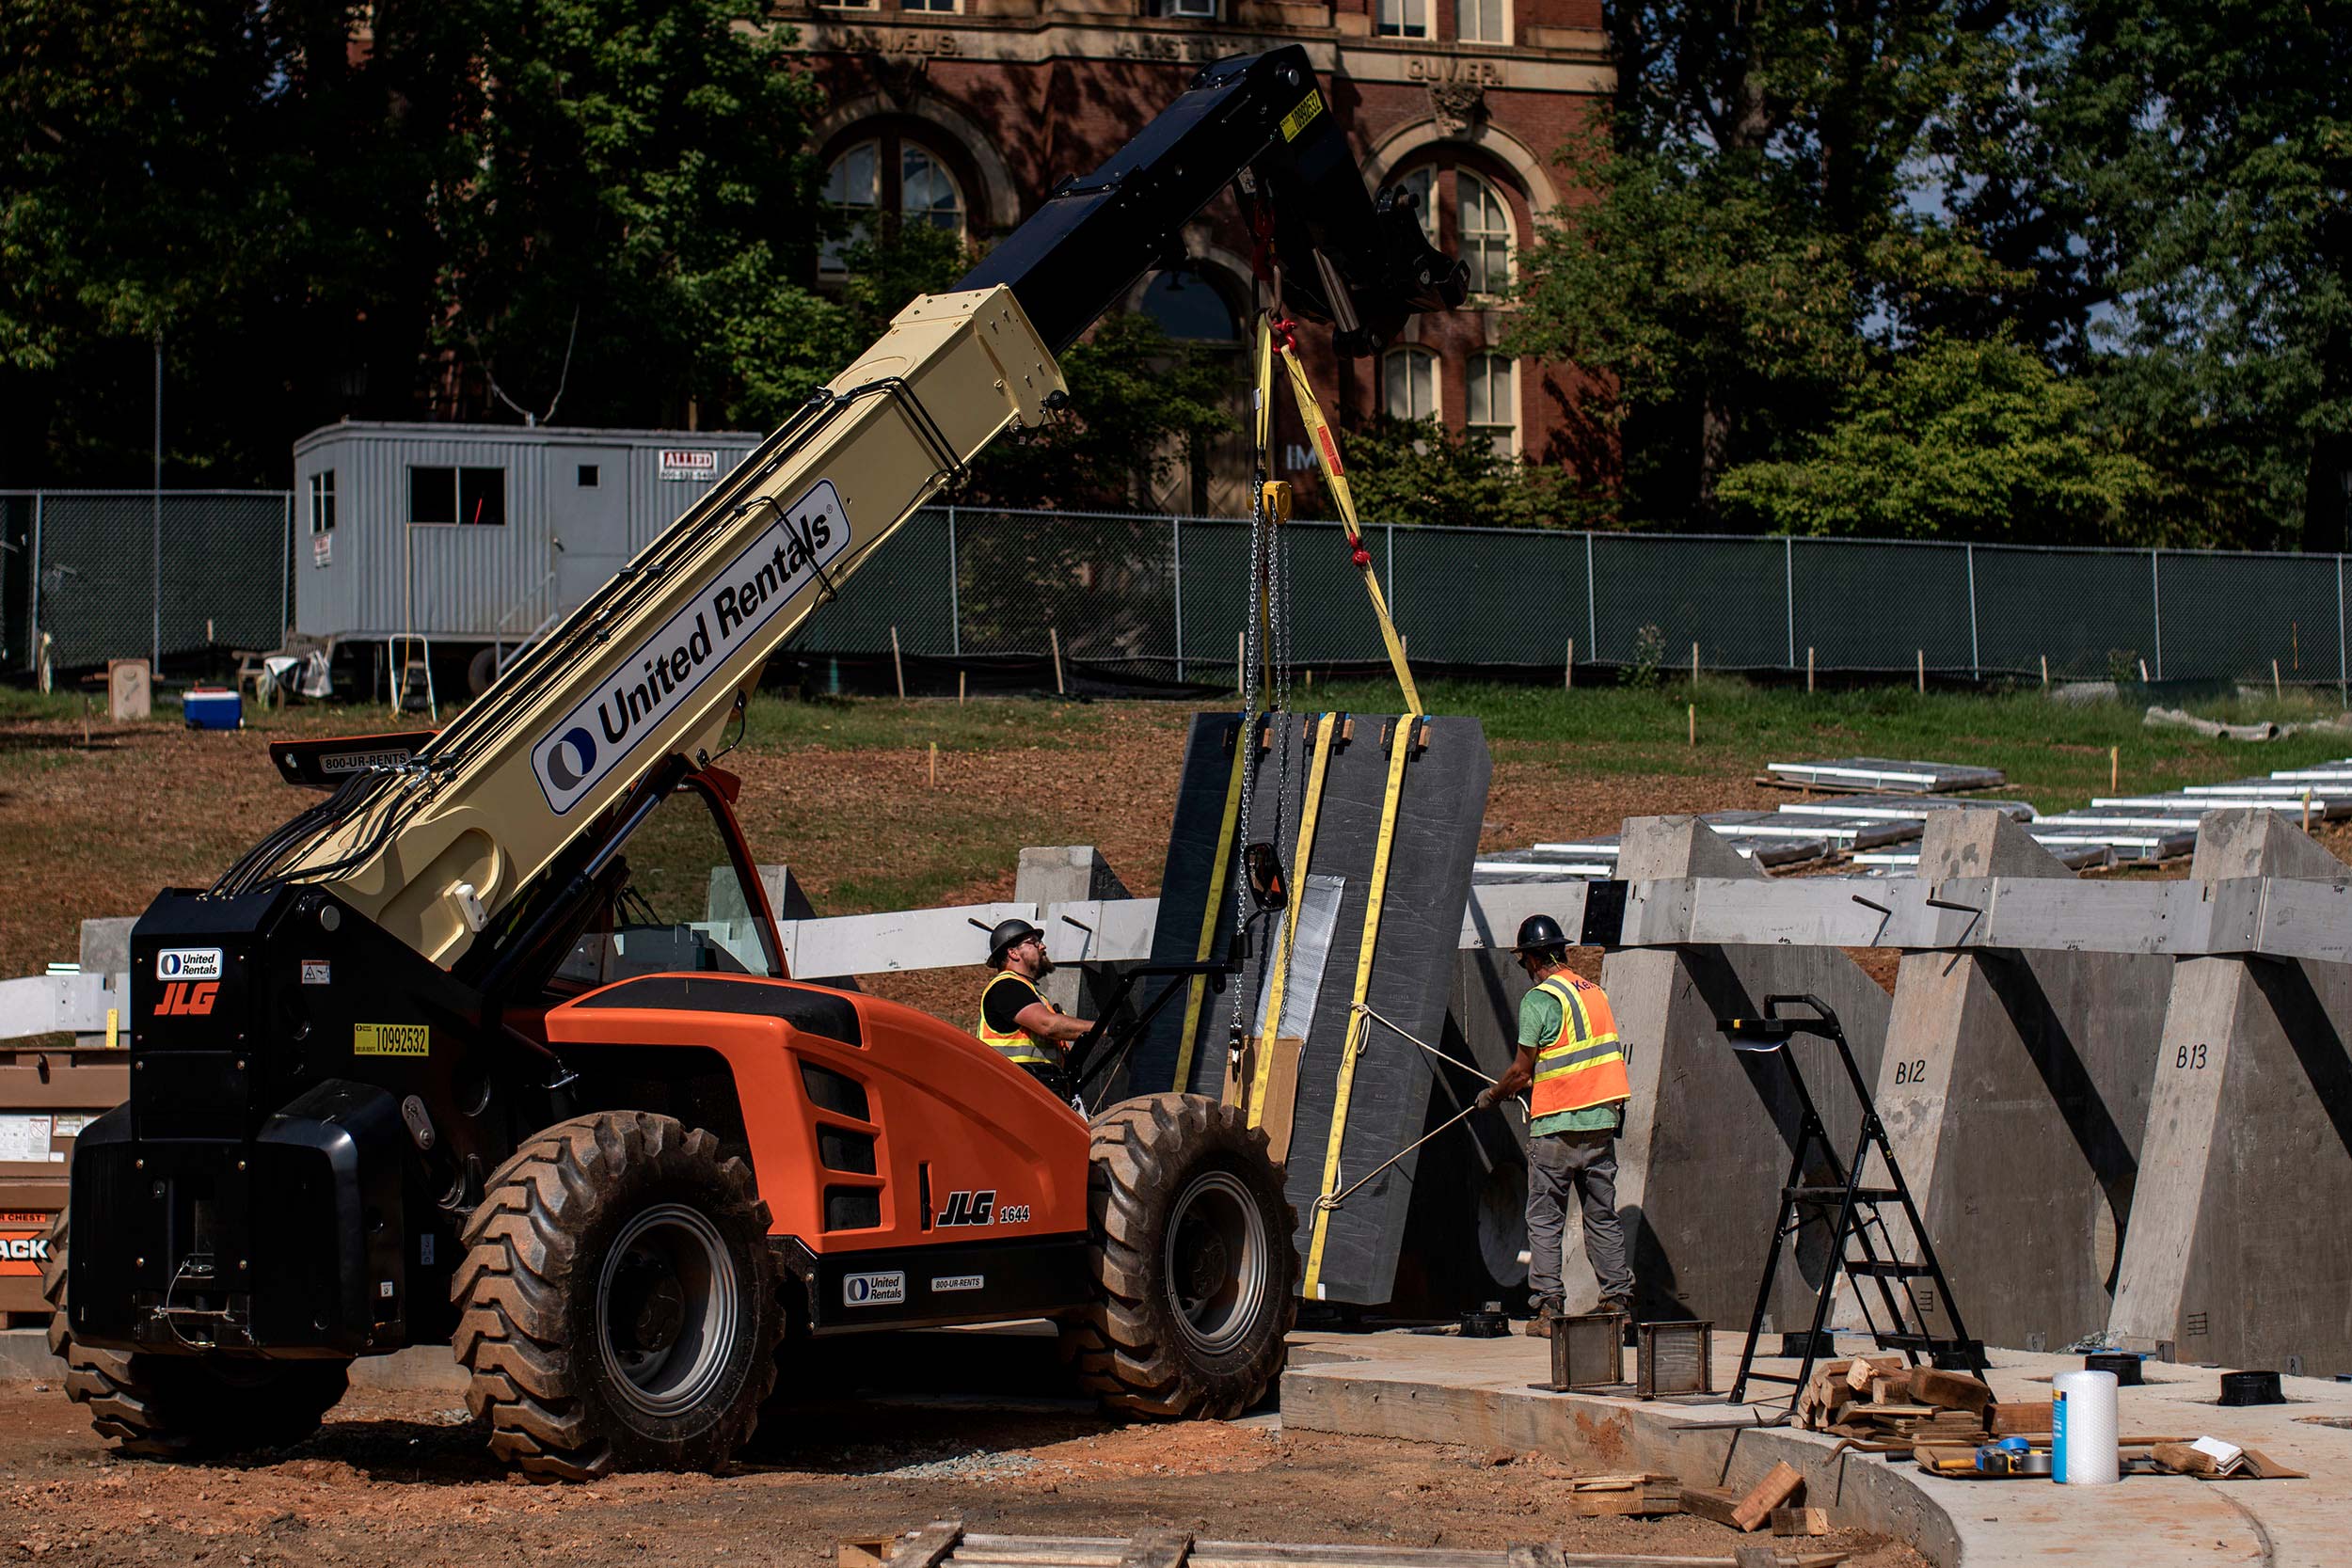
[
  {"xmin": 1860, "ymin": 811, "xmax": 2163, "ymax": 1352},
  {"xmin": 1281, "ymin": 1327, "xmax": 2349, "ymax": 1567},
  {"xmin": 2111, "ymin": 809, "xmax": 2352, "ymax": 1374},
  {"xmin": 1601, "ymin": 817, "xmax": 1892, "ymax": 1328}
]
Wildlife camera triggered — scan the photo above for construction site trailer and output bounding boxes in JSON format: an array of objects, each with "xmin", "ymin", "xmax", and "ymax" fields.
[{"xmin": 291, "ymin": 421, "xmax": 761, "ymax": 675}]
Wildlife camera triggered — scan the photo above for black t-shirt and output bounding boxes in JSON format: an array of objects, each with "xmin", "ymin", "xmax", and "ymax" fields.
[{"xmin": 983, "ymin": 973, "xmax": 1045, "ymax": 1035}]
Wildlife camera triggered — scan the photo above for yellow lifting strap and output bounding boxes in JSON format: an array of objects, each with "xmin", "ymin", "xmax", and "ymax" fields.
[
  {"xmin": 1271, "ymin": 335, "xmax": 1422, "ymax": 718},
  {"xmin": 1301, "ymin": 714, "xmax": 1418, "ymax": 1298},
  {"xmin": 1247, "ymin": 708, "xmax": 1339, "ymax": 1125},
  {"xmin": 1170, "ymin": 712, "xmax": 1254, "ymax": 1093}
]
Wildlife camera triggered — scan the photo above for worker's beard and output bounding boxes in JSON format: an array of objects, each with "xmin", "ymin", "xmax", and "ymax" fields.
[{"xmin": 1032, "ymin": 953, "xmax": 1057, "ymax": 976}]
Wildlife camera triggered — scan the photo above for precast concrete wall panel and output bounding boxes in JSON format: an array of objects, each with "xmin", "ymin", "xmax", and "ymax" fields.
[
  {"xmin": 1602, "ymin": 816, "xmax": 1892, "ymax": 1329},
  {"xmin": 2111, "ymin": 811, "xmax": 2352, "ymax": 1374},
  {"xmin": 1858, "ymin": 810, "xmax": 2163, "ymax": 1352},
  {"xmin": 1132, "ymin": 711, "xmax": 1490, "ymax": 1307}
]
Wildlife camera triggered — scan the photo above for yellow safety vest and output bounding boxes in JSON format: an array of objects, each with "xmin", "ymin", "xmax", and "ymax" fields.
[
  {"xmin": 1529, "ymin": 973, "xmax": 1629, "ymax": 1119},
  {"xmin": 977, "ymin": 972, "xmax": 1059, "ymax": 1069}
]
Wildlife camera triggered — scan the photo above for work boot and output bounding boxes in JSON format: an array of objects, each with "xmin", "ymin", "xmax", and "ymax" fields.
[
  {"xmin": 1524, "ymin": 1300, "xmax": 1560, "ymax": 1338},
  {"xmin": 1598, "ymin": 1294, "xmax": 1634, "ymax": 1321}
]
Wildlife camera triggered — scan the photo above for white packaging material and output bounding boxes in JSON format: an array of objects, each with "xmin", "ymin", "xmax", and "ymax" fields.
[{"xmin": 2053, "ymin": 1369, "xmax": 2121, "ymax": 1484}]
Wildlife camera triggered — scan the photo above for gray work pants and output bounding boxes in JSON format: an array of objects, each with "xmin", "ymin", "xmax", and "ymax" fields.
[{"xmin": 1526, "ymin": 1129, "xmax": 1631, "ymax": 1307}]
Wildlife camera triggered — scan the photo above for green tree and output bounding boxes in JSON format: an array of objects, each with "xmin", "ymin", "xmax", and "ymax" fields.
[
  {"xmin": 2011, "ymin": 1, "xmax": 2352, "ymax": 549},
  {"xmin": 1337, "ymin": 416, "xmax": 1565, "ymax": 530},
  {"xmin": 1511, "ymin": 1, "xmax": 2021, "ymax": 525},
  {"xmin": 1714, "ymin": 335, "xmax": 2162, "ymax": 540}
]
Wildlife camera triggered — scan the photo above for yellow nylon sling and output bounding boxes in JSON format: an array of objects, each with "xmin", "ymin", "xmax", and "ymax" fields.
[
  {"xmin": 1246, "ymin": 708, "xmax": 1339, "ymax": 1124},
  {"xmin": 1301, "ymin": 714, "xmax": 1417, "ymax": 1298},
  {"xmin": 1272, "ymin": 340, "xmax": 1422, "ymax": 718}
]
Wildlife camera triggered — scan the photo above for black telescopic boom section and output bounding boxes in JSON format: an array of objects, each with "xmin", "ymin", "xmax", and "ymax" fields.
[{"xmin": 957, "ymin": 47, "xmax": 1467, "ymax": 356}]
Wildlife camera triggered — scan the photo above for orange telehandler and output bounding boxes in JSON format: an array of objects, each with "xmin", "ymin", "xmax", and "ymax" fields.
[{"xmin": 43, "ymin": 46, "xmax": 1464, "ymax": 1479}]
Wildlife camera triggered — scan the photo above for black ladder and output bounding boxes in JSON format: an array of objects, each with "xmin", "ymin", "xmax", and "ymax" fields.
[{"xmin": 1720, "ymin": 994, "xmax": 1983, "ymax": 1410}]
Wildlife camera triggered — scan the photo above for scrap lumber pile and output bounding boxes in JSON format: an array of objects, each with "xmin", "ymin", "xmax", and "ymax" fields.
[
  {"xmin": 841, "ymin": 1520, "xmax": 1853, "ymax": 1568},
  {"xmin": 1794, "ymin": 1357, "xmax": 1993, "ymax": 1448}
]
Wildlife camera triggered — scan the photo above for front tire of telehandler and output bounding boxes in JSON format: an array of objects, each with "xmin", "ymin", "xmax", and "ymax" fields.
[
  {"xmin": 1064, "ymin": 1093, "xmax": 1297, "ymax": 1419},
  {"xmin": 42, "ymin": 1209, "xmax": 350, "ymax": 1457},
  {"xmin": 452, "ymin": 1112, "xmax": 782, "ymax": 1480}
]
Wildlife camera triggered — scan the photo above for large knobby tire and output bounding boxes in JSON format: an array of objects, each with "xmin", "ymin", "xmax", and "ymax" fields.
[
  {"xmin": 41, "ymin": 1209, "xmax": 350, "ymax": 1457},
  {"xmin": 1064, "ymin": 1093, "xmax": 1297, "ymax": 1419},
  {"xmin": 452, "ymin": 1112, "xmax": 782, "ymax": 1480}
]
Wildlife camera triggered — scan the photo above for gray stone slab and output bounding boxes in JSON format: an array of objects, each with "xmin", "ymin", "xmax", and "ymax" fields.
[
  {"xmin": 2111, "ymin": 810, "xmax": 2352, "ymax": 1372},
  {"xmin": 1013, "ymin": 847, "xmax": 1130, "ymax": 1021},
  {"xmin": 1861, "ymin": 811, "xmax": 2165, "ymax": 1352},
  {"xmin": 1600, "ymin": 816, "xmax": 1891, "ymax": 1328}
]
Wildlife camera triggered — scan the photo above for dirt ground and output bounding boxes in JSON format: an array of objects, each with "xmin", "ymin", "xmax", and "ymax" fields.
[
  {"xmin": 0, "ymin": 699, "xmax": 1774, "ymax": 1016},
  {"xmin": 0, "ymin": 1371, "xmax": 1927, "ymax": 1568}
]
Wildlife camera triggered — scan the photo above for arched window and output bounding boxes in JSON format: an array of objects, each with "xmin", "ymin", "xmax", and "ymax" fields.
[
  {"xmin": 1395, "ymin": 166, "xmax": 1438, "ymax": 245},
  {"xmin": 1383, "ymin": 346, "xmax": 1439, "ymax": 423},
  {"xmin": 1138, "ymin": 270, "xmax": 1239, "ymax": 341},
  {"xmin": 1466, "ymin": 353, "xmax": 1518, "ymax": 455},
  {"xmin": 820, "ymin": 141, "xmax": 880, "ymax": 275},
  {"xmin": 1457, "ymin": 170, "xmax": 1513, "ymax": 293},
  {"xmin": 819, "ymin": 132, "xmax": 969, "ymax": 275},
  {"xmin": 900, "ymin": 146, "xmax": 964, "ymax": 233}
]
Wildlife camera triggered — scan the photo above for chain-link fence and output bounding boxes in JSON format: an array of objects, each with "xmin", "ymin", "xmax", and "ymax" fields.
[
  {"xmin": 794, "ymin": 509, "xmax": 2352, "ymax": 689},
  {"xmin": 3, "ymin": 492, "xmax": 294, "ymax": 674},
  {"xmin": 8, "ymin": 491, "xmax": 2346, "ymax": 690}
]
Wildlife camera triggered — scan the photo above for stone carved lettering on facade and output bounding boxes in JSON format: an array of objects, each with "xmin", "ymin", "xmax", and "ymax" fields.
[{"xmin": 1407, "ymin": 56, "xmax": 1506, "ymax": 87}]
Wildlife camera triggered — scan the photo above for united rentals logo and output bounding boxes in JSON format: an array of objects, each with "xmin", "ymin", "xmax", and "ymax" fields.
[{"xmin": 531, "ymin": 481, "xmax": 851, "ymax": 816}]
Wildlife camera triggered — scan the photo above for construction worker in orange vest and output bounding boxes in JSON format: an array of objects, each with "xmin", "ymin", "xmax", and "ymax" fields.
[
  {"xmin": 976, "ymin": 917, "xmax": 1093, "ymax": 1101},
  {"xmin": 1475, "ymin": 913, "xmax": 1632, "ymax": 1339}
]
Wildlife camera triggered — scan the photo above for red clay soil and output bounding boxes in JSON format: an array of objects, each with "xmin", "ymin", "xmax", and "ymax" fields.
[{"xmin": 0, "ymin": 1379, "xmax": 1928, "ymax": 1568}]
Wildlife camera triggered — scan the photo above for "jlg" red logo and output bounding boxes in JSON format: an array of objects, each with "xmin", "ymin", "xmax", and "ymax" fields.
[{"xmin": 153, "ymin": 981, "xmax": 219, "ymax": 1016}]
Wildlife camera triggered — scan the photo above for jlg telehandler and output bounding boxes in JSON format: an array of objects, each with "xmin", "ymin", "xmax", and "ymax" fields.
[{"xmin": 43, "ymin": 47, "xmax": 1464, "ymax": 1479}]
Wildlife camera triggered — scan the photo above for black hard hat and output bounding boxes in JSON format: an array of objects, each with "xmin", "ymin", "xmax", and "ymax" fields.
[
  {"xmin": 1510, "ymin": 913, "xmax": 1571, "ymax": 954},
  {"xmin": 984, "ymin": 917, "xmax": 1044, "ymax": 969}
]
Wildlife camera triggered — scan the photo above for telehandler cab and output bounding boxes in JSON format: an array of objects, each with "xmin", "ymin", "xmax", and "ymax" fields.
[{"xmin": 44, "ymin": 47, "xmax": 1463, "ymax": 1479}]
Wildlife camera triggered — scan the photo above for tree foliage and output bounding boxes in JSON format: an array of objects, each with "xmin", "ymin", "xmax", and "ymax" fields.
[
  {"xmin": 1714, "ymin": 335, "xmax": 2162, "ymax": 541},
  {"xmin": 1337, "ymin": 416, "xmax": 1565, "ymax": 531}
]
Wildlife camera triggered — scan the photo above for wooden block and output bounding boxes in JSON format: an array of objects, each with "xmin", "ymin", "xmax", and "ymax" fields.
[
  {"xmin": 1679, "ymin": 1485, "xmax": 1744, "ymax": 1528},
  {"xmin": 2239, "ymin": 1448, "xmax": 2308, "ymax": 1481},
  {"xmin": 1119, "ymin": 1532, "xmax": 1194, "ymax": 1568},
  {"xmin": 1772, "ymin": 1507, "xmax": 1831, "ymax": 1537},
  {"xmin": 1910, "ymin": 1367, "xmax": 1993, "ymax": 1414},
  {"xmin": 1731, "ymin": 1461, "xmax": 1806, "ymax": 1532},
  {"xmin": 1569, "ymin": 1481, "xmax": 1680, "ymax": 1517},
  {"xmin": 1845, "ymin": 1354, "xmax": 1901, "ymax": 1391},
  {"xmin": 1850, "ymin": 1402, "xmax": 1936, "ymax": 1420},
  {"xmin": 838, "ymin": 1541, "xmax": 894, "ymax": 1568},
  {"xmin": 1867, "ymin": 1371, "xmax": 1910, "ymax": 1405},
  {"xmin": 883, "ymin": 1524, "xmax": 965, "ymax": 1568},
  {"xmin": 1988, "ymin": 1402, "xmax": 2052, "ymax": 1435}
]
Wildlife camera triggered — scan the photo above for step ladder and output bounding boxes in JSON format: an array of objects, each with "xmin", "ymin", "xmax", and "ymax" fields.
[
  {"xmin": 1719, "ymin": 994, "xmax": 1983, "ymax": 1412},
  {"xmin": 389, "ymin": 632, "xmax": 437, "ymax": 722}
]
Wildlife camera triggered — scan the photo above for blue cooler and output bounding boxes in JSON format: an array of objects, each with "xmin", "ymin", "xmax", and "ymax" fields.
[{"xmin": 183, "ymin": 688, "xmax": 243, "ymax": 730}]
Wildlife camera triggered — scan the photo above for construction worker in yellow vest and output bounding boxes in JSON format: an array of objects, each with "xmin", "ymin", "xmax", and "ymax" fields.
[
  {"xmin": 977, "ymin": 917, "xmax": 1093, "ymax": 1099},
  {"xmin": 1474, "ymin": 913, "xmax": 1633, "ymax": 1339}
]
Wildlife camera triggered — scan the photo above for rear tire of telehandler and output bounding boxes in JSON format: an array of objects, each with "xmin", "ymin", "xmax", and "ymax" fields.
[
  {"xmin": 41, "ymin": 1209, "xmax": 351, "ymax": 1457},
  {"xmin": 1064, "ymin": 1093, "xmax": 1296, "ymax": 1419},
  {"xmin": 453, "ymin": 1112, "xmax": 782, "ymax": 1480}
]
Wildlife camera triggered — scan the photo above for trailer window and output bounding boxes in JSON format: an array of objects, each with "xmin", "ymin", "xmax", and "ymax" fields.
[
  {"xmin": 309, "ymin": 470, "xmax": 337, "ymax": 534},
  {"xmin": 407, "ymin": 466, "xmax": 506, "ymax": 525}
]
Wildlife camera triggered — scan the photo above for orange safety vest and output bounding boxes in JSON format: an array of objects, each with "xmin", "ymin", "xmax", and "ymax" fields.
[
  {"xmin": 1529, "ymin": 972, "xmax": 1629, "ymax": 1119},
  {"xmin": 977, "ymin": 972, "xmax": 1059, "ymax": 1069}
]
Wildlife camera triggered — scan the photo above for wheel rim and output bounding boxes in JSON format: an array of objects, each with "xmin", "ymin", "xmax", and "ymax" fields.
[
  {"xmin": 1163, "ymin": 1167, "xmax": 1267, "ymax": 1357},
  {"xmin": 597, "ymin": 1204, "xmax": 739, "ymax": 1418}
]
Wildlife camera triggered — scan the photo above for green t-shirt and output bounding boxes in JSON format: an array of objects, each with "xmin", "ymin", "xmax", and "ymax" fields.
[{"xmin": 1518, "ymin": 980, "xmax": 1624, "ymax": 1137}]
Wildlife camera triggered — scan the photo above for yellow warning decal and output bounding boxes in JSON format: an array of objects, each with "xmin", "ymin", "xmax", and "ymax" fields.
[
  {"xmin": 1279, "ymin": 91, "xmax": 1324, "ymax": 142},
  {"xmin": 355, "ymin": 1022, "xmax": 429, "ymax": 1057}
]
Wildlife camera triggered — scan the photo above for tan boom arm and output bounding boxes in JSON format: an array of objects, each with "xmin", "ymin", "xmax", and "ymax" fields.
[{"xmin": 225, "ymin": 290, "xmax": 1058, "ymax": 963}]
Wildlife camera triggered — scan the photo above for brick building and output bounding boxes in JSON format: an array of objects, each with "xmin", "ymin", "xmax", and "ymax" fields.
[{"xmin": 774, "ymin": 0, "xmax": 1610, "ymax": 513}]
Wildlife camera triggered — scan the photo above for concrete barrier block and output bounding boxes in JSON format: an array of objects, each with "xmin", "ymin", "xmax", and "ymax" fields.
[
  {"xmin": 1862, "ymin": 810, "xmax": 2164, "ymax": 1351},
  {"xmin": 2111, "ymin": 809, "xmax": 2352, "ymax": 1372},
  {"xmin": 1602, "ymin": 816, "xmax": 1891, "ymax": 1328}
]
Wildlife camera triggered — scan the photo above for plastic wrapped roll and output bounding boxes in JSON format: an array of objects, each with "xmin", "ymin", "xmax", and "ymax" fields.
[{"xmin": 2053, "ymin": 1369, "xmax": 2120, "ymax": 1484}]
